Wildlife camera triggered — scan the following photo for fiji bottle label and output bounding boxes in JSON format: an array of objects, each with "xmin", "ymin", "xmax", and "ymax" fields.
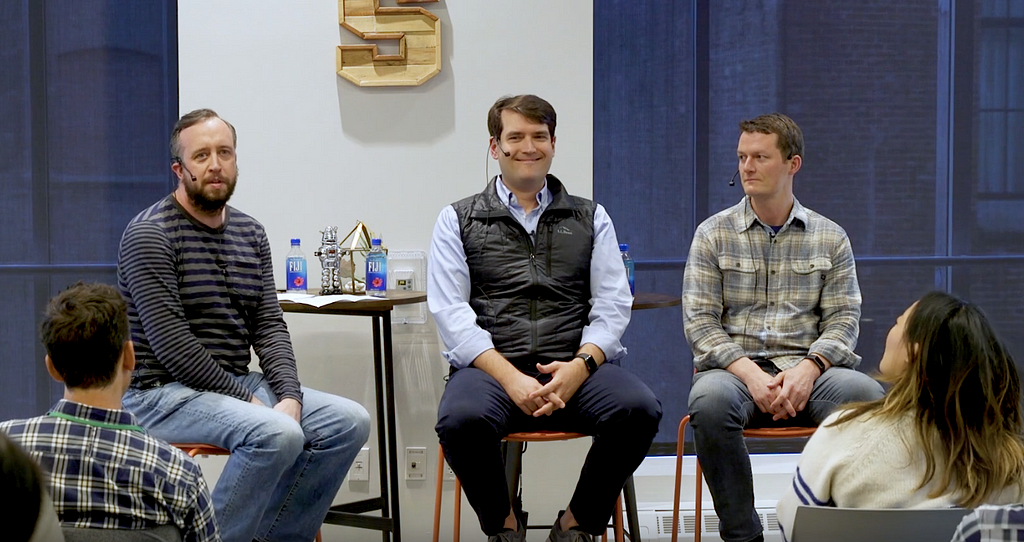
[
  {"xmin": 287, "ymin": 259, "xmax": 307, "ymax": 290},
  {"xmin": 366, "ymin": 258, "xmax": 387, "ymax": 293}
]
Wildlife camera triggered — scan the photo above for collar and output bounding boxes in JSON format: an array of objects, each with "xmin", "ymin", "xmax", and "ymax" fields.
[
  {"xmin": 733, "ymin": 196, "xmax": 810, "ymax": 234},
  {"xmin": 495, "ymin": 175, "xmax": 551, "ymax": 211},
  {"xmin": 48, "ymin": 399, "xmax": 145, "ymax": 433}
]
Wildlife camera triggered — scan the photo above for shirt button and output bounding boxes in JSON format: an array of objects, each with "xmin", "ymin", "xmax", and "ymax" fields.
[
  {"xmin": 769, "ymin": 301, "xmax": 775, "ymax": 306},
  {"xmin": 770, "ymin": 270, "xmax": 776, "ymax": 275}
]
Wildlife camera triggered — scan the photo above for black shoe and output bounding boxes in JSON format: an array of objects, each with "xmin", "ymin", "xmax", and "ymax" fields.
[{"xmin": 546, "ymin": 510, "xmax": 593, "ymax": 542}]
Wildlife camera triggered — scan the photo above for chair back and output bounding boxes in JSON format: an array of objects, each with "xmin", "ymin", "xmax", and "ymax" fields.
[
  {"xmin": 62, "ymin": 525, "xmax": 183, "ymax": 542},
  {"xmin": 790, "ymin": 505, "xmax": 970, "ymax": 542}
]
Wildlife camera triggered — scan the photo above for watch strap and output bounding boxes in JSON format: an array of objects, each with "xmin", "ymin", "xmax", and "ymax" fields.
[
  {"xmin": 575, "ymin": 353, "xmax": 598, "ymax": 374},
  {"xmin": 806, "ymin": 353, "xmax": 827, "ymax": 375}
]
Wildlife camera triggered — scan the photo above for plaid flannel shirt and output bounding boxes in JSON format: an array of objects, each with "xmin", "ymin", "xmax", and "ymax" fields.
[
  {"xmin": 951, "ymin": 505, "xmax": 1024, "ymax": 542},
  {"xmin": 1, "ymin": 399, "xmax": 220, "ymax": 542},
  {"xmin": 683, "ymin": 196, "xmax": 862, "ymax": 371}
]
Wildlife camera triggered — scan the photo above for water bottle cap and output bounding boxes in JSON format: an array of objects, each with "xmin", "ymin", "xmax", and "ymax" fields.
[
  {"xmin": 371, "ymin": 238, "xmax": 382, "ymax": 246},
  {"xmin": 291, "ymin": 238, "xmax": 300, "ymax": 245},
  {"xmin": 619, "ymin": 243, "xmax": 629, "ymax": 251}
]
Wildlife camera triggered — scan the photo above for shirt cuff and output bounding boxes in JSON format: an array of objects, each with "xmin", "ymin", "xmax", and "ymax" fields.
[
  {"xmin": 695, "ymin": 342, "xmax": 746, "ymax": 372},
  {"xmin": 442, "ymin": 328, "xmax": 495, "ymax": 370},
  {"xmin": 809, "ymin": 340, "xmax": 861, "ymax": 369},
  {"xmin": 580, "ymin": 327, "xmax": 626, "ymax": 362}
]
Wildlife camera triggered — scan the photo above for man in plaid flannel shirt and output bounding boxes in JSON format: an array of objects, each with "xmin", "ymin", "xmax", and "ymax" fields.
[
  {"xmin": 951, "ymin": 506, "xmax": 1024, "ymax": 542},
  {"xmin": 682, "ymin": 114, "xmax": 884, "ymax": 542},
  {"xmin": 0, "ymin": 283, "xmax": 220, "ymax": 541}
]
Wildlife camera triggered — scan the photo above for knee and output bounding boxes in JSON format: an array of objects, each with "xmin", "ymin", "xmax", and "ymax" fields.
[
  {"xmin": 618, "ymin": 388, "xmax": 663, "ymax": 433},
  {"xmin": 435, "ymin": 397, "xmax": 494, "ymax": 444},
  {"xmin": 316, "ymin": 400, "xmax": 372, "ymax": 452},
  {"xmin": 687, "ymin": 373, "xmax": 746, "ymax": 427},
  {"xmin": 336, "ymin": 402, "xmax": 372, "ymax": 447},
  {"xmin": 829, "ymin": 370, "xmax": 885, "ymax": 403},
  {"xmin": 250, "ymin": 419, "xmax": 305, "ymax": 462}
]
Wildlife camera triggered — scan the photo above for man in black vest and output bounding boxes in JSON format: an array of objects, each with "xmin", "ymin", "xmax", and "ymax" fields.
[{"xmin": 428, "ymin": 94, "xmax": 662, "ymax": 542}]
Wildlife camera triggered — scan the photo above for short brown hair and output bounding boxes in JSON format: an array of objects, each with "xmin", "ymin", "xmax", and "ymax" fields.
[
  {"xmin": 170, "ymin": 108, "xmax": 237, "ymax": 159},
  {"xmin": 41, "ymin": 282, "xmax": 129, "ymax": 389},
  {"xmin": 739, "ymin": 113, "xmax": 803, "ymax": 160},
  {"xmin": 487, "ymin": 95, "xmax": 556, "ymax": 140}
]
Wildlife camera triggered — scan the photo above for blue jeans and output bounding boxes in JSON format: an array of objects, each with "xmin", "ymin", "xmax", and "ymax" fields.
[
  {"xmin": 687, "ymin": 368, "xmax": 883, "ymax": 542},
  {"xmin": 123, "ymin": 373, "xmax": 371, "ymax": 542}
]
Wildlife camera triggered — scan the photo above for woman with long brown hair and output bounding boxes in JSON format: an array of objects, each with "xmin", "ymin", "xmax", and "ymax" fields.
[{"xmin": 777, "ymin": 291, "xmax": 1024, "ymax": 538}]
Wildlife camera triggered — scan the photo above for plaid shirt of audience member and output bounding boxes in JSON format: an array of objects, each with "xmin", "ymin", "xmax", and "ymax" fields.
[
  {"xmin": 951, "ymin": 505, "xmax": 1024, "ymax": 542},
  {"xmin": 0, "ymin": 399, "xmax": 220, "ymax": 542}
]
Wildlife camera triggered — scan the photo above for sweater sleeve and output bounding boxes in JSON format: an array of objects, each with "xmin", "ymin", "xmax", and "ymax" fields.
[
  {"xmin": 776, "ymin": 412, "xmax": 846, "ymax": 540},
  {"xmin": 119, "ymin": 220, "xmax": 252, "ymax": 400},
  {"xmin": 250, "ymin": 229, "xmax": 302, "ymax": 403}
]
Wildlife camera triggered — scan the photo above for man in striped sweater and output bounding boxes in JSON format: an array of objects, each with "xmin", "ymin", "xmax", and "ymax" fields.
[{"xmin": 116, "ymin": 109, "xmax": 371, "ymax": 542}]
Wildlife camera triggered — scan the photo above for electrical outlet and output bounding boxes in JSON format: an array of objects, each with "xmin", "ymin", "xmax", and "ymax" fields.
[
  {"xmin": 405, "ymin": 446, "xmax": 427, "ymax": 480},
  {"xmin": 443, "ymin": 458, "xmax": 456, "ymax": 481},
  {"xmin": 349, "ymin": 447, "xmax": 370, "ymax": 481}
]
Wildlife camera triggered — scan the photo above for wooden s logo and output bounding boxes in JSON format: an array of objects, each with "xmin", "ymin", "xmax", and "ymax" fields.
[{"xmin": 337, "ymin": 0, "xmax": 441, "ymax": 87}]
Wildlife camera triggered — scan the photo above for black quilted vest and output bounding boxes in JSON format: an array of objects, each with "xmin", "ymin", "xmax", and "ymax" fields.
[{"xmin": 452, "ymin": 175, "xmax": 595, "ymax": 362}]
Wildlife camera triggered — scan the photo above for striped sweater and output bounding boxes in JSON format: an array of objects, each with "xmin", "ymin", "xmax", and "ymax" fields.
[
  {"xmin": 776, "ymin": 409, "xmax": 1024, "ymax": 540},
  {"xmin": 117, "ymin": 194, "xmax": 301, "ymax": 403}
]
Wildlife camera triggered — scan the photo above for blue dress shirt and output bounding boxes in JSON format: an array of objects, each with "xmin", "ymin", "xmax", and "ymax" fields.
[{"xmin": 428, "ymin": 176, "xmax": 632, "ymax": 369}]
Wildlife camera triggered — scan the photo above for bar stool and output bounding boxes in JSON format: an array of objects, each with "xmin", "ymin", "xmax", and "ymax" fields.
[
  {"xmin": 171, "ymin": 444, "xmax": 323, "ymax": 542},
  {"xmin": 670, "ymin": 416, "xmax": 817, "ymax": 542},
  {"xmin": 431, "ymin": 431, "xmax": 639, "ymax": 542}
]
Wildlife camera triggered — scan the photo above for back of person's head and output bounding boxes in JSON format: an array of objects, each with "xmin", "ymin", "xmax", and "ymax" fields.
[
  {"xmin": 0, "ymin": 432, "xmax": 45, "ymax": 541},
  {"xmin": 738, "ymin": 113, "xmax": 804, "ymax": 160},
  {"xmin": 42, "ymin": 282, "xmax": 129, "ymax": 389},
  {"xmin": 901, "ymin": 291, "xmax": 1021, "ymax": 440},
  {"xmin": 487, "ymin": 94, "xmax": 557, "ymax": 140},
  {"xmin": 838, "ymin": 290, "xmax": 1024, "ymax": 508}
]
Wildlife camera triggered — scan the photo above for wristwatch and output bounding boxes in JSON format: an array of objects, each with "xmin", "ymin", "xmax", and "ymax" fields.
[
  {"xmin": 574, "ymin": 353, "xmax": 598, "ymax": 375},
  {"xmin": 805, "ymin": 353, "xmax": 828, "ymax": 376}
]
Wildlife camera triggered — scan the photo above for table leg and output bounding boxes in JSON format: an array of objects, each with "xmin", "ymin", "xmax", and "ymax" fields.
[
  {"xmin": 371, "ymin": 316, "xmax": 393, "ymax": 542},
  {"xmin": 381, "ymin": 311, "xmax": 402, "ymax": 542}
]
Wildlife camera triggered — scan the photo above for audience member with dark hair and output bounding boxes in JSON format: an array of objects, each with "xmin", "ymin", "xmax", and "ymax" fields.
[
  {"xmin": 777, "ymin": 291, "xmax": 1024, "ymax": 539},
  {"xmin": 0, "ymin": 432, "xmax": 64, "ymax": 542},
  {"xmin": 0, "ymin": 282, "xmax": 220, "ymax": 542}
]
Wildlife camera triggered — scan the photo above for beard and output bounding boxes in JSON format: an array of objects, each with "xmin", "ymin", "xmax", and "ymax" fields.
[{"xmin": 184, "ymin": 169, "xmax": 238, "ymax": 213}]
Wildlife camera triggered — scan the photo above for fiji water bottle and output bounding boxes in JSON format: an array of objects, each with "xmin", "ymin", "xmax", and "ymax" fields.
[
  {"xmin": 619, "ymin": 243, "xmax": 635, "ymax": 295},
  {"xmin": 365, "ymin": 238, "xmax": 387, "ymax": 297},
  {"xmin": 285, "ymin": 239, "xmax": 307, "ymax": 293}
]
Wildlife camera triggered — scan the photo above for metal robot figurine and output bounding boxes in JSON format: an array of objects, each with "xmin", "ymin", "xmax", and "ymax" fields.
[{"xmin": 314, "ymin": 226, "xmax": 342, "ymax": 295}]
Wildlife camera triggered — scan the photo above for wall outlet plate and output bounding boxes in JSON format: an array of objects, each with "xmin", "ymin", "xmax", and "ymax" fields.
[
  {"xmin": 349, "ymin": 447, "xmax": 370, "ymax": 481},
  {"xmin": 405, "ymin": 446, "xmax": 427, "ymax": 480}
]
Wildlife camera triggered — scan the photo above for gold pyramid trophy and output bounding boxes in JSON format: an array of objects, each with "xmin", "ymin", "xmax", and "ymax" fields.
[{"xmin": 338, "ymin": 221, "xmax": 384, "ymax": 294}]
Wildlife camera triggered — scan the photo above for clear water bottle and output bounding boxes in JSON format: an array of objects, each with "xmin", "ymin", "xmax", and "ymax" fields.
[
  {"xmin": 365, "ymin": 238, "xmax": 387, "ymax": 298},
  {"xmin": 286, "ymin": 239, "xmax": 307, "ymax": 293},
  {"xmin": 619, "ymin": 243, "xmax": 635, "ymax": 295}
]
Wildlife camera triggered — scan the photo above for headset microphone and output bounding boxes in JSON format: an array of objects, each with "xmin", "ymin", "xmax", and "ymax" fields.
[
  {"xmin": 494, "ymin": 140, "xmax": 511, "ymax": 157},
  {"xmin": 729, "ymin": 170, "xmax": 740, "ymax": 187},
  {"xmin": 175, "ymin": 157, "xmax": 197, "ymax": 182}
]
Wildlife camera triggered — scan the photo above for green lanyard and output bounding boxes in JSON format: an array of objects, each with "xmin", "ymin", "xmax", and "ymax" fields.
[{"xmin": 48, "ymin": 411, "xmax": 145, "ymax": 433}]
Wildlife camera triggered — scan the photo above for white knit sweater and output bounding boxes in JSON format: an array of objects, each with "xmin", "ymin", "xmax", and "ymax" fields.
[{"xmin": 776, "ymin": 409, "xmax": 1024, "ymax": 539}]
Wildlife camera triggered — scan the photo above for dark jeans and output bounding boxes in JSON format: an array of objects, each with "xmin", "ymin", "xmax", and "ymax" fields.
[
  {"xmin": 435, "ymin": 362, "xmax": 662, "ymax": 536},
  {"xmin": 687, "ymin": 367, "xmax": 884, "ymax": 542}
]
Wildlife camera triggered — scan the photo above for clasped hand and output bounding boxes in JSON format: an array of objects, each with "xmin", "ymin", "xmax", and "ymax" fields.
[
  {"xmin": 505, "ymin": 359, "xmax": 588, "ymax": 417},
  {"xmin": 756, "ymin": 362, "xmax": 818, "ymax": 421}
]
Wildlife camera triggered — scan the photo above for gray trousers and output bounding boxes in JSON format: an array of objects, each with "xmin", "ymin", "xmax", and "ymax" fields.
[{"xmin": 687, "ymin": 367, "xmax": 884, "ymax": 542}]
